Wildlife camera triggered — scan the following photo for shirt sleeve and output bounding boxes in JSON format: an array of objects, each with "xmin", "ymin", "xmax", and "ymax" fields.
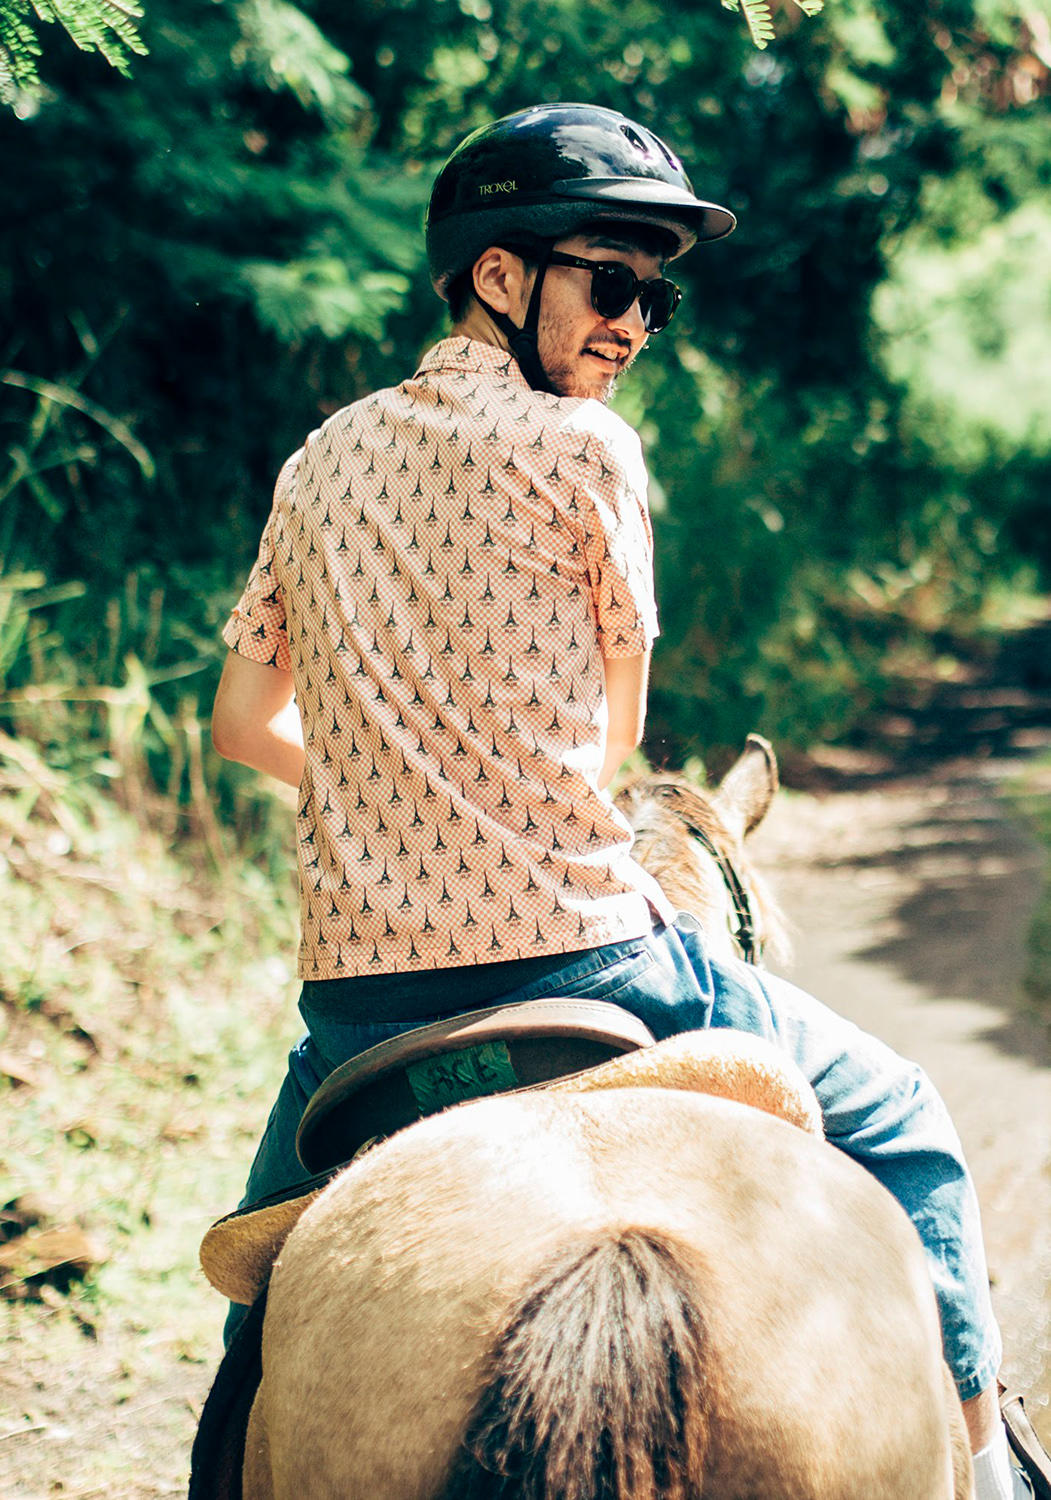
[
  {"xmin": 575, "ymin": 419, "xmax": 659, "ymax": 659},
  {"xmin": 221, "ymin": 453, "xmax": 299, "ymax": 671}
]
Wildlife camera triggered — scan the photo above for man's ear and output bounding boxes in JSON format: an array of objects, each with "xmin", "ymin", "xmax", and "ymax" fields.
[{"xmin": 472, "ymin": 247, "xmax": 529, "ymax": 315}]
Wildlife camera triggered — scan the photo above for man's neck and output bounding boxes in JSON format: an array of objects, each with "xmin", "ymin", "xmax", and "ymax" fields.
[{"xmin": 451, "ymin": 304, "xmax": 513, "ymax": 353}]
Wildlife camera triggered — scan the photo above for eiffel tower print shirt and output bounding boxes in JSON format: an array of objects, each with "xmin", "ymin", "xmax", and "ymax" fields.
[{"xmin": 223, "ymin": 337, "xmax": 674, "ymax": 978}]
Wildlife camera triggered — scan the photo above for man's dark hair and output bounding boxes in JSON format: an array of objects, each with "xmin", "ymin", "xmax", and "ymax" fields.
[
  {"xmin": 446, "ymin": 270, "xmax": 475, "ymax": 324},
  {"xmin": 575, "ymin": 218, "xmax": 680, "ymax": 263},
  {"xmin": 446, "ymin": 236, "xmax": 545, "ymax": 323}
]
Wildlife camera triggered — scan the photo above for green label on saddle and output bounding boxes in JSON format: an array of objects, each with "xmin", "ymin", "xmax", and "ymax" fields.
[{"xmin": 406, "ymin": 1042, "xmax": 519, "ymax": 1114}]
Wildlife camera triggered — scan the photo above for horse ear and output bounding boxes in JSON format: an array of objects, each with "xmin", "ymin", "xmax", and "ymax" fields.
[{"xmin": 713, "ymin": 734, "xmax": 779, "ymax": 840}]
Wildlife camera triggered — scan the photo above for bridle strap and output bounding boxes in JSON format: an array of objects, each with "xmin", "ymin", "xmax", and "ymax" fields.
[
  {"xmin": 474, "ymin": 243, "xmax": 558, "ymax": 395},
  {"xmin": 679, "ymin": 818, "xmax": 761, "ymax": 965}
]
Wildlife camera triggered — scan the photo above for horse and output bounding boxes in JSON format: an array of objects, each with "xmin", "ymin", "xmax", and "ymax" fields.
[
  {"xmin": 194, "ymin": 737, "xmax": 973, "ymax": 1500},
  {"xmin": 231, "ymin": 1075, "xmax": 971, "ymax": 1499}
]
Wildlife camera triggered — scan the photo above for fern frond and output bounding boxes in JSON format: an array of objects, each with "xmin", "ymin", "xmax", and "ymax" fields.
[
  {"xmin": 234, "ymin": 0, "xmax": 365, "ymax": 123},
  {"xmin": 240, "ymin": 258, "xmax": 410, "ymax": 342},
  {"xmin": 722, "ymin": 0, "xmax": 821, "ymax": 45},
  {"xmin": 44, "ymin": 0, "xmax": 147, "ymax": 71},
  {"xmin": 741, "ymin": 0, "xmax": 776, "ymax": 48},
  {"xmin": 1, "ymin": 0, "xmax": 146, "ymax": 108},
  {"xmin": 0, "ymin": 3, "xmax": 44, "ymax": 103}
]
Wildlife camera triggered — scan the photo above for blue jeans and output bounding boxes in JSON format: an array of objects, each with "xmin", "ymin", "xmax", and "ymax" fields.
[{"xmin": 225, "ymin": 916, "xmax": 1001, "ymax": 1400}]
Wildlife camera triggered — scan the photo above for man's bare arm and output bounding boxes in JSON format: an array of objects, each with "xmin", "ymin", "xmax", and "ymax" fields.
[
  {"xmin": 211, "ymin": 650, "xmax": 305, "ymax": 788},
  {"xmin": 599, "ymin": 651, "xmax": 650, "ymax": 789}
]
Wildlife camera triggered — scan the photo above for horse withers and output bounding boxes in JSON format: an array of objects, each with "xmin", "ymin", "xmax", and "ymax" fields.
[{"xmin": 239, "ymin": 1081, "xmax": 971, "ymax": 1499}]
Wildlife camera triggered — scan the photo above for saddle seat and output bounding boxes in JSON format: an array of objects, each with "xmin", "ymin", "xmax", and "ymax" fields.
[
  {"xmin": 200, "ymin": 999, "xmax": 821, "ymax": 1307},
  {"xmin": 296, "ymin": 996, "xmax": 658, "ymax": 1175}
]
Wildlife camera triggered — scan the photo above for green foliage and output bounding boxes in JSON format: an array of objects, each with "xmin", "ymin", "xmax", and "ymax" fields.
[
  {"xmin": 1004, "ymin": 755, "xmax": 1051, "ymax": 1010},
  {"xmin": 877, "ymin": 194, "xmax": 1051, "ymax": 463},
  {"xmin": 0, "ymin": 0, "xmax": 822, "ymax": 122},
  {"xmin": 1, "ymin": 717, "xmax": 298, "ymax": 1492},
  {"xmin": 242, "ymin": 257, "xmax": 410, "ymax": 340},
  {"xmin": 233, "ymin": 0, "xmax": 367, "ymax": 120},
  {"xmin": 0, "ymin": 572, "xmax": 85, "ymax": 687},
  {"xmin": 0, "ymin": 0, "xmax": 146, "ymax": 105},
  {"xmin": 2, "ymin": 0, "xmax": 1049, "ymax": 796},
  {"xmin": 721, "ymin": 0, "xmax": 776, "ymax": 51}
]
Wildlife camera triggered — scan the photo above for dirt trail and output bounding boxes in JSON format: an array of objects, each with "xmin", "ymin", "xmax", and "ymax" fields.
[{"xmin": 751, "ymin": 618, "xmax": 1051, "ymax": 1446}]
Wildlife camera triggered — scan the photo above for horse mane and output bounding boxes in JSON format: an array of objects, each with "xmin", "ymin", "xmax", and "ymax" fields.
[
  {"xmin": 616, "ymin": 774, "xmax": 791, "ymax": 966},
  {"xmin": 436, "ymin": 1226, "xmax": 717, "ymax": 1500}
]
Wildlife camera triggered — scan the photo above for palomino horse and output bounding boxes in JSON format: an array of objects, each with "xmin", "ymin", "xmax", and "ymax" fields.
[
  {"xmin": 225, "ymin": 1074, "xmax": 971, "ymax": 1499},
  {"xmin": 195, "ymin": 739, "xmax": 973, "ymax": 1500}
]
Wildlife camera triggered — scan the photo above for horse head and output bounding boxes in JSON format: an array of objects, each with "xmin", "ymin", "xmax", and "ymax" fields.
[{"xmin": 615, "ymin": 733, "xmax": 789, "ymax": 965}]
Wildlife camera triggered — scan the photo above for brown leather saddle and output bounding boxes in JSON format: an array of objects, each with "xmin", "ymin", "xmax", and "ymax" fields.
[{"xmin": 296, "ymin": 996, "xmax": 658, "ymax": 1174}]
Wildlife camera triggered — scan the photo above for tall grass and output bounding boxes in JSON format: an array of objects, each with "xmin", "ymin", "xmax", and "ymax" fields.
[{"xmin": 0, "ymin": 566, "xmax": 304, "ymax": 1496}]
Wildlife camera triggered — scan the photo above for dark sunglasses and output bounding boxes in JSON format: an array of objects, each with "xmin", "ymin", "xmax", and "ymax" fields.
[{"xmin": 547, "ymin": 251, "xmax": 682, "ymax": 333}]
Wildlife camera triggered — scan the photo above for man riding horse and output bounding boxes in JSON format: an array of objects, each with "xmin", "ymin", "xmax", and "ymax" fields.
[{"xmin": 211, "ymin": 102, "xmax": 1031, "ymax": 1497}]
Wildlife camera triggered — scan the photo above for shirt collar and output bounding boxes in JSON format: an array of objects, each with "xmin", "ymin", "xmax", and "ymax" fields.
[{"xmin": 415, "ymin": 337, "xmax": 531, "ymax": 389}]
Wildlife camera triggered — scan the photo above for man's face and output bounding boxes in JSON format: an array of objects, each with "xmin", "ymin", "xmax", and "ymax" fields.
[{"xmin": 527, "ymin": 233, "xmax": 665, "ymax": 402}]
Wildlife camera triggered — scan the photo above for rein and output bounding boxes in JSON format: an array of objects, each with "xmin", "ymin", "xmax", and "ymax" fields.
[{"xmin": 678, "ymin": 817, "xmax": 761, "ymax": 965}]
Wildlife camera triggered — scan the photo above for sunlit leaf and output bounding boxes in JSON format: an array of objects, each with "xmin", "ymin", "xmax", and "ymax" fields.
[
  {"xmin": 233, "ymin": 0, "xmax": 367, "ymax": 122},
  {"xmin": 0, "ymin": 0, "xmax": 146, "ymax": 106},
  {"xmin": 743, "ymin": 0, "xmax": 776, "ymax": 47},
  {"xmin": 240, "ymin": 258, "xmax": 411, "ymax": 341}
]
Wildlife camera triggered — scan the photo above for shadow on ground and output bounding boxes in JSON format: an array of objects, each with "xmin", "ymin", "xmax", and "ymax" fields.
[
  {"xmin": 850, "ymin": 785, "xmax": 1050, "ymax": 1057},
  {"xmin": 775, "ymin": 611, "xmax": 1051, "ymax": 1059},
  {"xmin": 782, "ymin": 613, "xmax": 1051, "ymax": 792}
]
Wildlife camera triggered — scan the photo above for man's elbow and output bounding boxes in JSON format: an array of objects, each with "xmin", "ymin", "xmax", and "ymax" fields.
[
  {"xmin": 210, "ymin": 715, "xmax": 240, "ymax": 764},
  {"xmin": 210, "ymin": 700, "xmax": 252, "ymax": 766}
]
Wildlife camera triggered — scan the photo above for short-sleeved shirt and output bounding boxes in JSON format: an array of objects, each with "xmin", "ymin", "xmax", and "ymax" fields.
[{"xmin": 223, "ymin": 337, "xmax": 672, "ymax": 978}]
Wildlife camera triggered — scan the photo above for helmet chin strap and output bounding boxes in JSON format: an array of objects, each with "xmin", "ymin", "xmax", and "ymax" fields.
[{"xmin": 474, "ymin": 243, "xmax": 558, "ymax": 395}]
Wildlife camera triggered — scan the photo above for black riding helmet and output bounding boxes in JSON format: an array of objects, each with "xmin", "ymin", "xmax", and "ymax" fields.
[{"xmin": 426, "ymin": 102, "xmax": 736, "ymax": 392}]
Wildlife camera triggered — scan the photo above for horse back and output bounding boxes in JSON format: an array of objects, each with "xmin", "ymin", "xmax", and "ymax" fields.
[{"xmin": 249, "ymin": 1089, "xmax": 967, "ymax": 1499}]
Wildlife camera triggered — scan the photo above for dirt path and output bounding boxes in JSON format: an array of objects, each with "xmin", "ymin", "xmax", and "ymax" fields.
[{"xmin": 752, "ymin": 713, "xmax": 1051, "ymax": 1446}]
